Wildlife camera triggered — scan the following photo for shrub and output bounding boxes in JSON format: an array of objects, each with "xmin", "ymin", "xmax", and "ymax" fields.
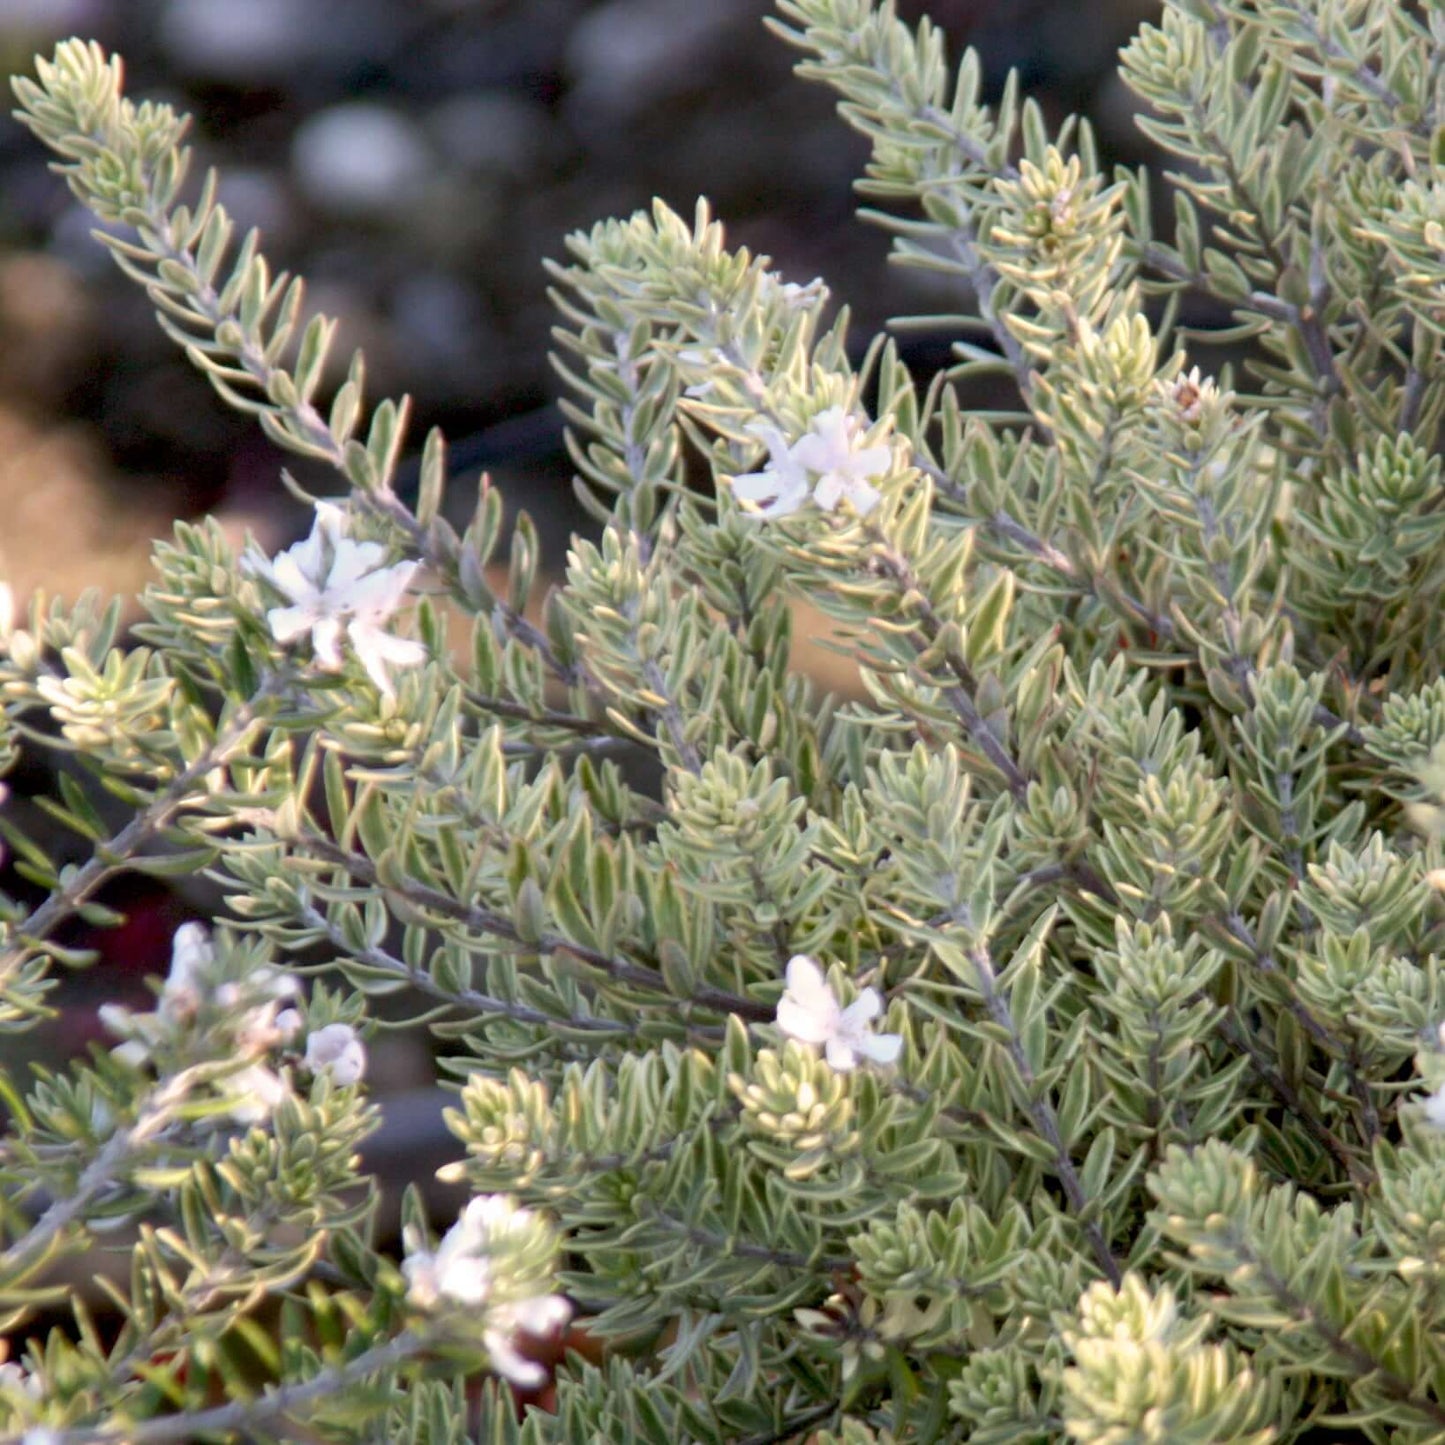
[{"xmin": 5, "ymin": 1, "xmax": 1445, "ymax": 1440}]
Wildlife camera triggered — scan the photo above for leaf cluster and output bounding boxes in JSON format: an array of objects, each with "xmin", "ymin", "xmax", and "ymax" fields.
[{"xmin": 5, "ymin": 3, "xmax": 1445, "ymax": 1442}]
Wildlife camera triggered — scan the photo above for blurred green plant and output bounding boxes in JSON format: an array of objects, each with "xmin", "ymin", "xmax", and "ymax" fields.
[{"xmin": 4, "ymin": 0, "xmax": 1445, "ymax": 1438}]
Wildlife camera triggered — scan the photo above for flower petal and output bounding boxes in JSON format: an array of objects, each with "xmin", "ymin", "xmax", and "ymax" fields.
[
  {"xmin": 281, "ymin": 534, "xmax": 326, "ymax": 592},
  {"xmin": 402, "ymin": 1252, "xmax": 441, "ymax": 1308},
  {"xmin": 349, "ymin": 621, "xmax": 425, "ymax": 696},
  {"xmin": 811, "ymin": 473, "xmax": 844, "ymax": 512},
  {"xmin": 483, "ymin": 1329, "xmax": 545, "ymax": 1387},
  {"xmin": 267, "ymin": 602, "xmax": 322, "ymax": 645},
  {"xmin": 778, "ymin": 956, "xmax": 842, "ymax": 1044},
  {"xmin": 325, "ymin": 538, "xmax": 389, "ymax": 592},
  {"xmin": 511, "ymin": 1293, "xmax": 572, "ymax": 1336},
  {"xmin": 332, "ymin": 543, "xmax": 413, "ymax": 606},
  {"xmin": 843, "ymin": 478, "xmax": 882, "ymax": 516},
  {"xmin": 849, "ymin": 443, "xmax": 892, "ymax": 479},
  {"xmin": 731, "ymin": 468, "xmax": 810, "ymax": 519},
  {"xmin": 777, "ymin": 996, "xmax": 831, "ymax": 1044},
  {"xmin": 859, "ymin": 1031, "xmax": 903, "ymax": 1066},
  {"xmin": 311, "ymin": 616, "xmax": 345, "ymax": 671},
  {"xmin": 840, "ymin": 988, "xmax": 882, "ymax": 1028}
]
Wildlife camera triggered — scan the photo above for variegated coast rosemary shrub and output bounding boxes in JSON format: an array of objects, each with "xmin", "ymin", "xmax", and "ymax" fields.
[{"xmin": 4, "ymin": 0, "xmax": 1445, "ymax": 1440}]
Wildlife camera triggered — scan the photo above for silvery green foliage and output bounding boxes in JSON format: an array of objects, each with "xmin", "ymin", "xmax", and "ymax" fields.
[{"xmin": 3, "ymin": 0, "xmax": 1445, "ymax": 1438}]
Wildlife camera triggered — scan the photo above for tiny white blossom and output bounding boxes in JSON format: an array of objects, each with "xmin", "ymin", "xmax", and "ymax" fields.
[
  {"xmin": 101, "ymin": 998, "xmax": 166, "ymax": 1066},
  {"xmin": 1161, "ymin": 364, "xmax": 1219, "ymax": 424},
  {"xmin": 99, "ymin": 926, "xmax": 300, "ymax": 1121},
  {"xmin": 246, "ymin": 502, "xmax": 426, "ymax": 697},
  {"xmin": 405, "ymin": 1194, "xmax": 508, "ymax": 1310},
  {"xmin": 403, "ymin": 1195, "xmax": 572, "ymax": 1385},
  {"xmin": 160, "ymin": 920, "xmax": 213, "ymax": 1022},
  {"xmin": 776, "ymin": 954, "xmax": 903, "ymax": 1072},
  {"xmin": 483, "ymin": 1292, "xmax": 572, "ymax": 1386},
  {"xmin": 304, "ymin": 1022, "xmax": 367, "ymax": 1086},
  {"xmin": 729, "ymin": 424, "xmax": 812, "ymax": 519},
  {"xmin": 208, "ymin": 950, "xmax": 299, "ymax": 1052},
  {"xmin": 790, "ymin": 407, "xmax": 890, "ymax": 516},
  {"xmin": 403, "ymin": 1231, "xmax": 487, "ymax": 1311}
]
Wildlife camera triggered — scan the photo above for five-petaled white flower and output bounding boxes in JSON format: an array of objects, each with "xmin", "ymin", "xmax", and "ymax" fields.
[
  {"xmin": 729, "ymin": 423, "xmax": 813, "ymax": 519},
  {"xmin": 403, "ymin": 1195, "xmax": 533, "ymax": 1308},
  {"xmin": 790, "ymin": 406, "xmax": 890, "ymax": 516},
  {"xmin": 776, "ymin": 954, "xmax": 903, "ymax": 1072},
  {"xmin": 303, "ymin": 1022, "xmax": 367, "ymax": 1086},
  {"xmin": 245, "ymin": 502, "xmax": 426, "ymax": 697},
  {"xmin": 728, "ymin": 408, "xmax": 891, "ymax": 520},
  {"xmin": 403, "ymin": 1195, "xmax": 572, "ymax": 1386}
]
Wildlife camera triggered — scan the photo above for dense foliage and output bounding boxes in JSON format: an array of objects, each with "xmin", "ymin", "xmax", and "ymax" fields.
[{"xmin": 5, "ymin": 1, "xmax": 1445, "ymax": 1440}]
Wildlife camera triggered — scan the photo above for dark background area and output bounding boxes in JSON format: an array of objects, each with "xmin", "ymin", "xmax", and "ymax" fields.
[{"xmin": 0, "ymin": 0, "xmax": 1158, "ymax": 594}]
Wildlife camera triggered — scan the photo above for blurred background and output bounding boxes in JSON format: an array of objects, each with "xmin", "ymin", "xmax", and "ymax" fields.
[
  {"xmin": 0, "ymin": 0, "xmax": 1160, "ymax": 601},
  {"xmin": 0, "ymin": 0, "xmax": 1162, "ymax": 1221}
]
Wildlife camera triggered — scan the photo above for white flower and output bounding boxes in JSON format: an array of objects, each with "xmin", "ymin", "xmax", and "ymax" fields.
[
  {"xmin": 483, "ymin": 1292, "xmax": 572, "ymax": 1386},
  {"xmin": 729, "ymin": 424, "xmax": 812, "ymax": 519},
  {"xmin": 776, "ymin": 954, "xmax": 903, "ymax": 1072},
  {"xmin": 246, "ymin": 502, "xmax": 426, "ymax": 697},
  {"xmin": 233, "ymin": 971, "xmax": 302, "ymax": 1052},
  {"xmin": 403, "ymin": 1238, "xmax": 487, "ymax": 1312},
  {"xmin": 304, "ymin": 1022, "xmax": 367, "ymax": 1086},
  {"xmin": 1162, "ymin": 364, "xmax": 1219, "ymax": 424},
  {"xmin": 1420, "ymin": 1081, "xmax": 1445, "ymax": 1129},
  {"xmin": 404, "ymin": 1195, "xmax": 527, "ymax": 1309},
  {"xmin": 177, "ymin": 931, "xmax": 298, "ymax": 1052},
  {"xmin": 402, "ymin": 1195, "xmax": 572, "ymax": 1386},
  {"xmin": 102, "ymin": 924, "xmax": 226, "ymax": 1063},
  {"xmin": 729, "ymin": 408, "xmax": 892, "ymax": 521},
  {"xmin": 790, "ymin": 407, "xmax": 890, "ymax": 516},
  {"xmin": 160, "ymin": 921, "xmax": 213, "ymax": 1022},
  {"xmin": 99, "ymin": 925, "xmax": 300, "ymax": 1120}
]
